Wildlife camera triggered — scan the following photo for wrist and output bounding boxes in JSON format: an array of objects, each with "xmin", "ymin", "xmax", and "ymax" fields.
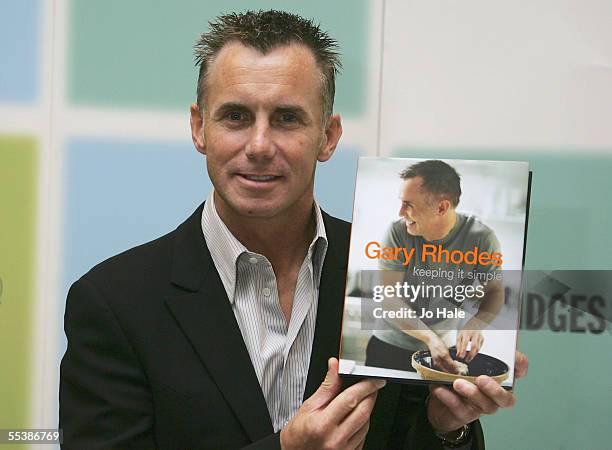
[
  {"xmin": 462, "ymin": 318, "xmax": 478, "ymax": 330},
  {"xmin": 435, "ymin": 424, "xmax": 471, "ymax": 448},
  {"xmin": 425, "ymin": 392, "xmax": 469, "ymax": 436},
  {"xmin": 424, "ymin": 330, "xmax": 438, "ymax": 346},
  {"xmin": 439, "ymin": 426, "xmax": 465, "ymax": 440}
]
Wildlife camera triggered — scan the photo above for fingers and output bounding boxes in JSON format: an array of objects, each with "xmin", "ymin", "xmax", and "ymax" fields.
[
  {"xmin": 342, "ymin": 393, "xmax": 377, "ymax": 449},
  {"xmin": 475, "ymin": 376, "xmax": 515, "ymax": 408},
  {"xmin": 284, "ymin": 366, "xmax": 383, "ymax": 450},
  {"xmin": 323, "ymin": 378, "xmax": 386, "ymax": 425},
  {"xmin": 430, "ymin": 377, "xmax": 516, "ymax": 431},
  {"xmin": 308, "ymin": 358, "xmax": 343, "ymax": 409},
  {"xmin": 465, "ymin": 334, "xmax": 483, "ymax": 362},
  {"xmin": 457, "ymin": 331, "xmax": 484, "ymax": 362},
  {"xmin": 347, "ymin": 417, "xmax": 371, "ymax": 450},
  {"xmin": 444, "ymin": 354, "xmax": 458, "ymax": 374},
  {"xmin": 450, "ymin": 377, "xmax": 515, "ymax": 412},
  {"xmin": 514, "ymin": 351, "xmax": 529, "ymax": 379},
  {"xmin": 456, "ymin": 334, "xmax": 466, "ymax": 359},
  {"xmin": 428, "ymin": 375, "xmax": 519, "ymax": 436},
  {"xmin": 340, "ymin": 391, "xmax": 377, "ymax": 439},
  {"xmin": 430, "ymin": 385, "xmax": 480, "ymax": 430},
  {"xmin": 453, "ymin": 379, "xmax": 499, "ymax": 415},
  {"xmin": 437, "ymin": 358, "xmax": 456, "ymax": 374},
  {"xmin": 434, "ymin": 352, "xmax": 457, "ymax": 374}
]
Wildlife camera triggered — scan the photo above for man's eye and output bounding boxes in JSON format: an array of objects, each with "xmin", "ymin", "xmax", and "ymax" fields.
[
  {"xmin": 227, "ymin": 111, "xmax": 244, "ymax": 121},
  {"xmin": 279, "ymin": 113, "xmax": 298, "ymax": 123}
]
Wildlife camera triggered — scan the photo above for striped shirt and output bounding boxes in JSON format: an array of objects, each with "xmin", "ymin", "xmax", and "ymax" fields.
[{"xmin": 201, "ymin": 191, "xmax": 328, "ymax": 432}]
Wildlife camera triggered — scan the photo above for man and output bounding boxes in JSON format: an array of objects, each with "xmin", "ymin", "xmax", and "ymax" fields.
[
  {"xmin": 366, "ymin": 160, "xmax": 507, "ymax": 374},
  {"xmin": 59, "ymin": 10, "xmax": 527, "ymax": 449}
]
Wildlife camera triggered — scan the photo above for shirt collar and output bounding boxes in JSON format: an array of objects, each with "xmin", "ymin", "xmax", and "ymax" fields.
[{"xmin": 201, "ymin": 190, "xmax": 328, "ymax": 304}]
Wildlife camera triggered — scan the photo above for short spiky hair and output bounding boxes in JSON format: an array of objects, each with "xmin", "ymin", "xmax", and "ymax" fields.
[
  {"xmin": 194, "ymin": 10, "xmax": 341, "ymax": 121},
  {"xmin": 400, "ymin": 160, "xmax": 462, "ymax": 207}
]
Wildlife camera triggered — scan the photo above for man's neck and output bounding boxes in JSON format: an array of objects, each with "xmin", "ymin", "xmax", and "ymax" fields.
[
  {"xmin": 423, "ymin": 210, "xmax": 457, "ymax": 242},
  {"xmin": 213, "ymin": 191, "xmax": 316, "ymax": 268}
]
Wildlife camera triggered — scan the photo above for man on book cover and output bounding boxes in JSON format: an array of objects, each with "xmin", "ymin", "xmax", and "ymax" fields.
[{"xmin": 365, "ymin": 160, "xmax": 505, "ymax": 374}]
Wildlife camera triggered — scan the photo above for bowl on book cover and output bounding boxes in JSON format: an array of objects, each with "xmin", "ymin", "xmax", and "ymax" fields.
[{"xmin": 411, "ymin": 348, "xmax": 509, "ymax": 384}]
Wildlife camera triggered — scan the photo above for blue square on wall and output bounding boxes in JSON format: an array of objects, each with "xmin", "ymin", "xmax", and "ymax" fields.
[
  {"xmin": 0, "ymin": 0, "xmax": 41, "ymax": 102},
  {"xmin": 61, "ymin": 137, "xmax": 211, "ymax": 292}
]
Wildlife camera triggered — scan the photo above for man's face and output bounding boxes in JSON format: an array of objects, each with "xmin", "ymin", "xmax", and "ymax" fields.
[
  {"xmin": 190, "ymin": 42, "xmax": 342, "ymax": 221},
  {"xmin": 398, "ymin": 177, "xmax": 442, "ymax": 239}
]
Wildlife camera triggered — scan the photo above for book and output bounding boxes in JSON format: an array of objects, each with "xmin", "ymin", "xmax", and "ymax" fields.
[{"xmin": 338, "ymin": 157, "xmax": 531, "ymax": 389}]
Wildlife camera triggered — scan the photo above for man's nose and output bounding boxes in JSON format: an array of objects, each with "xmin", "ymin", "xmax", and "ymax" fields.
[{"xmin": 245, "ymin": 120, "xmax": 275, "ymax": 161}]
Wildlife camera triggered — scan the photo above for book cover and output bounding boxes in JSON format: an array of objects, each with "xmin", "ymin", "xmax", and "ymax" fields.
[{"xmin": 339, "ymin": 157, "xmax": 531, "ymax": 389}]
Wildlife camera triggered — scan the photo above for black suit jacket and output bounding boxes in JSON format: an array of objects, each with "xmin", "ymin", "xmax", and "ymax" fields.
[{"xmin": 59, "ymin": 204, "xmax": 484, "ymax": 449}]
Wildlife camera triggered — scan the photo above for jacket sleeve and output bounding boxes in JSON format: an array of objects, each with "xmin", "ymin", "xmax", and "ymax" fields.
[
  {"xmin": 241, "ymin": 432, "xmax": 281, "ymax": 450},
  {"xmin": 59, "ymin": 277, "xmax": 156, "ymax": 449}
]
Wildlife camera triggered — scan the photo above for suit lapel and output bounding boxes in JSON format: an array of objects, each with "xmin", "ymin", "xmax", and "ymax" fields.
[
  {"xmin": 303, "ymin": 212, "xmax": 349, "ymax": 399},
  {"xmin": 164, "ymin": 205, "xmax": 352, "ymax": 435},
  {"xmin": 164, "ymin": 204, "xmax": 274, "ymax": 442}
]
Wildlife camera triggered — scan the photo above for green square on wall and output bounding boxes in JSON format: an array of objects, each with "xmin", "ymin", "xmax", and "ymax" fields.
[
  {"xmin": 0, "ymin": 135, "xmax": 38, "ymax": 430},
  {"xmin": 68, "ymin": 0, "xmax": 368, "ymax": 116}
]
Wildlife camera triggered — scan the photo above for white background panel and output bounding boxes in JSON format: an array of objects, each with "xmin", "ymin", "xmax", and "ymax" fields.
[{"xmin": 380, "ymin": 0, "xmax": 612, "ymax": 151}]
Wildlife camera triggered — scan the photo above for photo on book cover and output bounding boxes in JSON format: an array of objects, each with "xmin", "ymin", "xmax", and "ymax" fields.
[{"xmin": 339, "ymin": 157, "xmax": 531, "ymax": 389}]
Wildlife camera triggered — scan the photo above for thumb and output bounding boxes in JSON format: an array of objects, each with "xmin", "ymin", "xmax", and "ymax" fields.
[
  {"xmin": 514, "ymin": 351, "xmax": 529, "ymax": 379},
  {"xmin": 308, "ymin": 357, "xmax": 343, "ymax": 409}
]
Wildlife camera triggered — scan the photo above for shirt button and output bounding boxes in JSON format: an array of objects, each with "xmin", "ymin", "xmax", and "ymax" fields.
[
  {"xmin": 248, "ymin": 257, "xmax": 258, "ymax": 264},
  {"xmin": 262, "ymin": 287, "xmax": 271, "ymax": 297}
]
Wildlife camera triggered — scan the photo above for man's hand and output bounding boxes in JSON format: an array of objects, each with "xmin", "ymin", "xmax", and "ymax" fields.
[
  {"xmin": 426, "ymin": 334, "xmax": 458, "ymax": 374},
  {"xmin": 427, "ymin": 350, "xmax": 529, "ymax": 434},
  {"xmin": 280, "ymin": 358, "xmax": 386, "ymax": 450},
  {"xmin": 456, "ymin": 329, "xmax": 484, "ymax": 362}
]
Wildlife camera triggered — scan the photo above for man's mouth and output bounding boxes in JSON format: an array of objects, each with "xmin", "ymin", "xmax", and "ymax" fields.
[
  {"xmin": 406, "ymin": 220, "xmax": 416, "ymax": 225},
  {"xmin": 238, "ymin": 174, "xmax": 281, "ymax": 182}
]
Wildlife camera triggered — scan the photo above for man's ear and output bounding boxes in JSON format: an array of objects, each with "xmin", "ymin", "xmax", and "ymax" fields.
[
  {"xmin": 438, "ymin": 199, "xmax": 452, "ymax": 215},
  {"xmin": 190, "ymin": 103, "xmax": 206, "ymax": 155},
  {"xmin": 317, "ymin": 114, "xmax": 343, "ymax": 162}
]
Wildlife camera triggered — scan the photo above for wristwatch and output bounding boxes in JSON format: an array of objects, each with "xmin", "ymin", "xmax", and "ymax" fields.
[{"xmin": 435, "ymin": 424, "xmax": 471, "ymax": 448}]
